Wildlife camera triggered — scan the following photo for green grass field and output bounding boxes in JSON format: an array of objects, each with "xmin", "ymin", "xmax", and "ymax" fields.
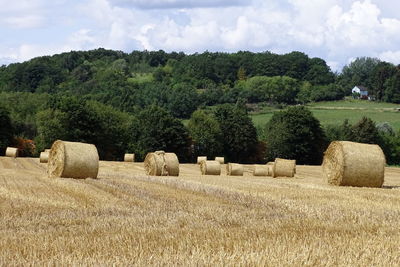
[{"xmin": 251, "ymin": 100, "xmax": 400, "ymax": 130}]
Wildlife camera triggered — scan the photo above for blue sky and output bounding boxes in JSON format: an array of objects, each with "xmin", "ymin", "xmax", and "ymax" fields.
[{"xmin": 1, "ymin": 0, "xmax": 399, "ymax": 71}]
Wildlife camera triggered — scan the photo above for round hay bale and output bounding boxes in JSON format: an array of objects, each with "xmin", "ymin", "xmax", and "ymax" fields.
[
  {"xmin": 272, "ymin": 158, "xmax": 296, "ymax": 178},
  {"xmin": 215, "ymin": 157, "xmax": 225, "ymax": 164},
  {"xmin": 124, "ymin": 153, "xmax": 135, "ymax": 162},
  {"xmin": 144, "ymin": 151, "xmax": 179, "ymax": 176},
  {"xmin": 253, "ymin": 165, "xmax": 270, "ymax": 176},
  {"xmin": 5, "ymin": 147, "xmax": 18, "ymax": 157},
  {"xmin": 226, "ymin": 163, "xmax": 244, "ymax": 176},
  {"xmin": 47, "ymin": 140, "xmax": 99, "ymax": 179},
  {"xmin": 322, "ymin": 141, "xmax": 385, "ymax": 188},
  {"xmin": 197, "ymin": 156, "xmax": 207, "ymax": 164},
  {"xmin": 268, "ymin": 165, "xmax": 273, "ymax": 175},
  {"xmin": 200, "ymin": 160, "xmax": 221, "ymax": 175},
  {"xmin": 40, "ymin": 152, "xmax": 49, "ymax": 163}
]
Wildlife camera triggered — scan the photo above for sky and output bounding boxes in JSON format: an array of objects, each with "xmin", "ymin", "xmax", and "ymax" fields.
[{"xmin": 0, "ymin": 0, "xmax": 400, "ymax": 71}]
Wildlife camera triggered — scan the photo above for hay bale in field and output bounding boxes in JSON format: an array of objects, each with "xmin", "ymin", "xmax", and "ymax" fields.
[
  {"xmin": 47, "ymin": 140, "xmax": 99, "ymax": 179},
  {"xmin": 322, "ymin": 141, "xmax": 385, "ymax": 188},
  {"xmin": 144, "ymin": 151, "xmax": 179, "ymax": 176},
  {"xmin": 226, "ymin": 163, "xmax": 244, "ymax": 176},
  {"xmin": 272, "ymin": 158, "xmax": 296, "ymax": 178},
  {"xmin": 268, "ymin": 165, "xmax": 273, "ymax": 175},
  {"xmin": 253, "ymin": 165, "xmax": 270, "ymax": 176},
  {"xmin": 215, "ymin": 157, "xmax": 224, "ymax": 164},
  {"xmin": 124, "ymin": 153, "xmax": 135, "ymax": 162},
  {"xmin": 5, "ymin": 147, "xmax": 18, "ymax": 157},
  {"xmin": 39, "ymin": 152, "xmax": 49, "ymax": 163},
  {"xmin": 197, "ymin": 156, "xmax": 207, "ymax": 164},
  {"xmin": 200, "ymin": 160, "xmax": 221, "ymax": 175}
]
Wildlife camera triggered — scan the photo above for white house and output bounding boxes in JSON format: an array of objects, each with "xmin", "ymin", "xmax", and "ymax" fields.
[{"xmin": 352, "ymin": 86, "xmax": 369, "ymax": 99}]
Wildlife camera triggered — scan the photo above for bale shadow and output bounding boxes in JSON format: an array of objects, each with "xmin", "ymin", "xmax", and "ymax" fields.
[{"xmin": 382, "ymin": 185, "xmax": 400, "ymax": 189}]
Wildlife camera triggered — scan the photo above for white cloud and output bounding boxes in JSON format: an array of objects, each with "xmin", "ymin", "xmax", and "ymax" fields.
[
  {"xmin": 1, "ymin": 0, "xmax": 400, "ymax": 70},
  {"xmin": 379, "ymin": 51, "xmax": 400, "ymax": 65},
  {"xmin": 109, "ymin": 0, "xmax": 248, "ymax": 9},
  {"xmin": 3, "ymin": 15, "xmax": 45, "ymax": 28}
]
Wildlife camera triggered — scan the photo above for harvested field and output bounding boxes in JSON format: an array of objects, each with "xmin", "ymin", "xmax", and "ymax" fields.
[{"xmin": 1, "ymin": 157, "xmax": 400, "ymax": 265}]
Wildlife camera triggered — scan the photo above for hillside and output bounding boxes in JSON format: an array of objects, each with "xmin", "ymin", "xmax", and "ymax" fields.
[
  {"xmin": 1, "ymin": 158, "xmax": 400, "ymax": 265},
  {"xmin": 251, "ymin": 99, "xmax": 400, "ymax": 130}
]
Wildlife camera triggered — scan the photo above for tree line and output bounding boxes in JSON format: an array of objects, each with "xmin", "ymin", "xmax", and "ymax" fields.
[{"xmin": 1, "ymin": 97, "xmax": 399, "ymax": 165}]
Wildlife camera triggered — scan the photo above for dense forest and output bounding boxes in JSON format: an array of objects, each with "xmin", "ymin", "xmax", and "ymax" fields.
[{"xmin": 0, "ymin": 49, "xmax": 399, "ymax": 164}]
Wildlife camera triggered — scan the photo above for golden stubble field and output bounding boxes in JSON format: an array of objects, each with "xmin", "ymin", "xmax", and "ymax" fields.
[{"xmin": 1, "ymin": 157, "xmax": 400, "ymax": 266}]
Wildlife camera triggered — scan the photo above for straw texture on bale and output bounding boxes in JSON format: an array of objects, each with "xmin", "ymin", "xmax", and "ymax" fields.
[
  {"xmin": 322, "ymin": 141, "xmax": 385, "ymax": 188},
  {"xmin": 272, "ymin": 158, "xmax": 296, "ymax": 178},
  {"xmin": 197, "ymin": 156, "xmax": 207, "ymax": 164},
  {"xmin": 200, "ymin": 160, "xmax": 221, "ymax": 175},
  {"xmin": 226, "ymin": 163, "xmax": 244, "ymax": 176},
  {"xmin": 44, "ymin": 149, "xmax": 51, "ymax": 152},
  {"xmin": 40, "ymin": 152, "xmax": 49, "ymax": 163},
  {"xmin": 267, "ymin": 161, "xmax": 274, "ymax": 166},
  {"xmin": 47, "ymin": 140, "xmax": 99, "ymax": 179},
  {"xmin": 144, "ymin": 151, "xmax": 179, "ymax": 176},
  {"xmin": 5, "ymin": 147, "xmax": 18, "ymax": 157},
  {"xmin": 215, "ymin": 157, "xmax": 225, "ymax": 164},
  {"xmin": 253, "ymin": 165, "xmax": 270, "ymax": 176},
  {"xmin": 124, "ymin": 153, "xmax": 135, "ymax": 162}
]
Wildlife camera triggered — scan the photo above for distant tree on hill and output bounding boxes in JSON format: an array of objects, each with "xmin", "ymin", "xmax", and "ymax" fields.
[
  {"xmin": 264, "ymin": 106, "xmax": 327, "ymax": 164},
  {"xmin": 337, "ymin": 57, "xmax": 380, "ymax": 94},
  {"xmin": 383, "ymin": 67, "xmax": 400, "ymax": 104},
  {"xmin": 166, "ymin": 82, "xmax": 199, "ymax": 118}
]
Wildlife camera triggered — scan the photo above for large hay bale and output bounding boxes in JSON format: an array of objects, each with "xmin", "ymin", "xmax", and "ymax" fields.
[
  {"xmin": 226, "ymin": 163, "xmax": 244, "ymax": 176},
  {"xmin": 47, "ymin": 140, "xmax": 99, "ymax": 179},
  {"xmin": 5, "ymin": 147, "xmax": 18, "ymax": 157},
  {"xmin": 197, "ymin": 156, "xmax": 207, "ymax": 164},
  {"xmin": 322, "ymin": 141, "xmax": 385, "ymax": 187},
  {"xmin": 200, "ymin": 160, "xmax": 221, "ymax": 175},
  {"xmin": 215, "ymin": 157, "xmax": 225, "ymax": 164},
  {"xmin": 272, "ymin": 158, "xmax": 296, "ymax": 178},
  {"xmin": 40, "ymin": 152, "xmax": 49, "ymax": 163},
  {"xmin": 144, "ymin": 151, "xmax": 179, "ymax": 176},
  {"xmin": 253, "ymin": 165, "xmax": 270, "ymax": 176},
  {"xmin": 124, "ymin": 153, "xmax": 135, "ymax": 162}
]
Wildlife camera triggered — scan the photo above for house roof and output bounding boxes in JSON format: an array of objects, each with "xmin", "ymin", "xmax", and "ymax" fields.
[{"xmin": 355, "ymin": 85, "xmax": 368, "ymax": 92}]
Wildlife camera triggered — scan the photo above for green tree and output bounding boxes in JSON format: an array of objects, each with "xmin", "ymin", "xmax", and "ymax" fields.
[
  {"xmin": 264, "ymin": 106, "xmax": 327, "ymax": 164},
  {"xmin": 383, "ymin": 68, "xmax": 400, "ymax": 103},
  {"xmin": 349, "ymin": 116, "xmax": 381, "ymax": 144},
  {"xmin": 243, "ymin": 75, "xmax": 300, "ymax": 104},
  {"xmin": 129, "ymin": 105, "xmax": 191, "ymax": 162},
  {"xmin": 167, "ymin": 82, "xmax": 199, "ymax": 118},
  {"xmin": 187, "ymin": 110, "xmax": 223, "ymax": 159},
  {"xmin": 379, "ymin": 131, "xmax": 400, "ymax": 166},
  {"xmin": 237, "ymin": 66, "xmax": 247, "ymax": 81},
  {"xmin": 35, "ymin": 97, "xmax": 130, "ymax": 160},
  {"xmin": 337, "ymin": 57, "xmax": 380, "ymax": 94},
  {"xmin": 370, "ymin": 62, "xmax": 397, "ymax": 100},
  {"xmin": 0, "ymin": 105, "xmax": 14, "ymax": 155},
  {"xmin": 214, "ymin": 104, "xmax": 258, "ymax": 163},
  {"xmin": 304, "ymin": 57, "xmax": 335, "ymax": 85}
]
